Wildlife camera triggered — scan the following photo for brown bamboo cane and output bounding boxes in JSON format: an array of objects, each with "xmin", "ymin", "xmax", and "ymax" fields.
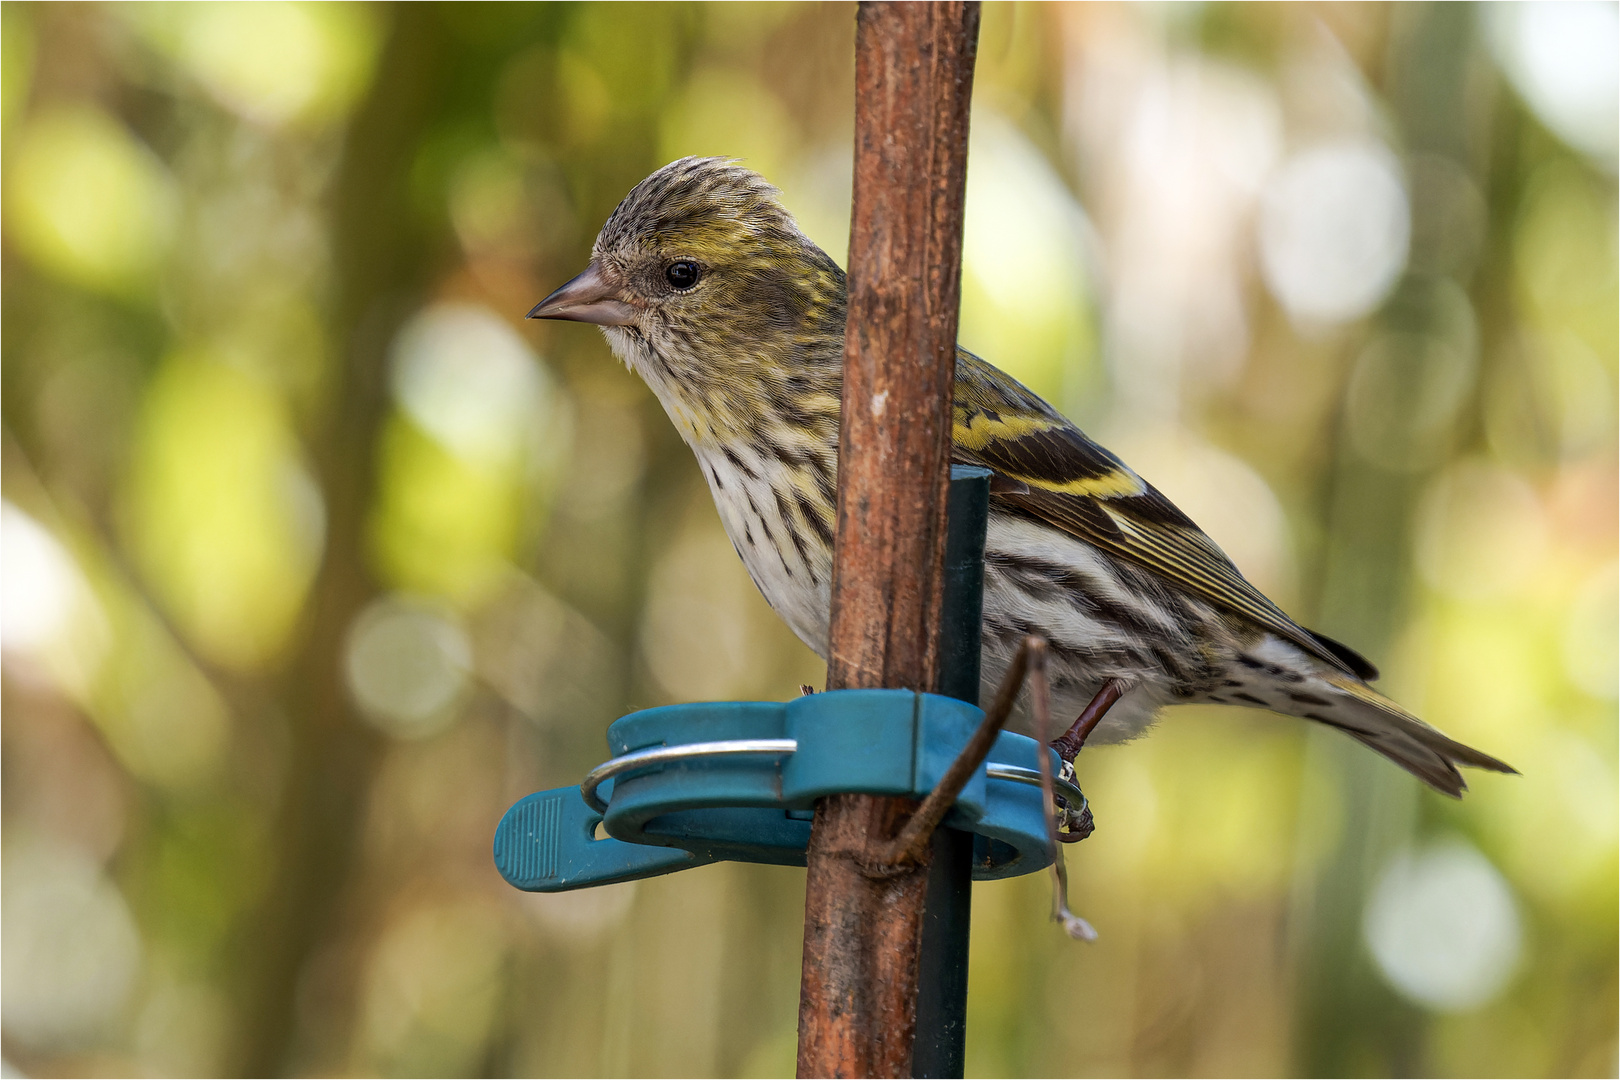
[{"xmin": 795, "ymin": 4, "xmax": 981, "ymax": 1076}]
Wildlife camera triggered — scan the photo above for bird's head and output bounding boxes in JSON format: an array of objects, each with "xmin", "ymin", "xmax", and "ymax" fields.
[{"xmin": 528, "ymin": 158, "xmax": 846, "ymax": 395}]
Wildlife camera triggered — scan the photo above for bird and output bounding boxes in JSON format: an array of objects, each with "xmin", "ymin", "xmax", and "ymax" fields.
[{"xmin": 528, "ymin": 156, "xmax": 1513, "ymax": 797}]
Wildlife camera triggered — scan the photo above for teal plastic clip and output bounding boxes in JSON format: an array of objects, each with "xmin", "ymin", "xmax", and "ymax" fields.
[{"xmin": 494, "ymin": 689, "xmax": 1086, "ymax": 892}]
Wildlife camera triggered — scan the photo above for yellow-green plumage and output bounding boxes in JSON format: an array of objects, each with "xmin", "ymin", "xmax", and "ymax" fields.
[{"xmin": 530, "ymin": 157, "xmax": 1514, "ymax": 797}]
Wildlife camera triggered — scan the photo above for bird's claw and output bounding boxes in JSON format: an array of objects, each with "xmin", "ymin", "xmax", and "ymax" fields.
[{"xmin": 1056, "ymin": 798, "xmax": 1094, "ymax": 843}]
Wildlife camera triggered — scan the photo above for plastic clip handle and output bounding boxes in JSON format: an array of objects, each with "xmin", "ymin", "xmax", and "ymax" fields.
[{"xmin": 494, "ymin": 788, "xmax": 713, "ymax": 892}]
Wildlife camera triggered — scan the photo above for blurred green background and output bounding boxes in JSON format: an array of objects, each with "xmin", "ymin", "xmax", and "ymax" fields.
[{"xmin": 1, "ymin": 2, "xmax": 1614, "ymax": 1076}]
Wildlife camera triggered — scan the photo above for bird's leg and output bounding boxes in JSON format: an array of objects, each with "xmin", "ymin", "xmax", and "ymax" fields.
[
  {"xmin": 1027, "ymin": 638, "xmax": 1097, "ymax": 942},
  {"xmin": 1050, "ymin": 678, "xmax": 1130, "ymax": 764}
]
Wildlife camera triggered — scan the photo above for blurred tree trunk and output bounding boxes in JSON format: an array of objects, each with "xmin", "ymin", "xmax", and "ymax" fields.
[
  {"xmin": 233, "ymin": 6, "xmax": 449, "ymax": 1073},
  {"xmin": 1292, "ymin": 4, "xmax": 1496, "ymax": 1074}
]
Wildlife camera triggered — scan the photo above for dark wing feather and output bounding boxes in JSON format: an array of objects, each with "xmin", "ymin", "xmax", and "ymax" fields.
[{"xmin": 952, "ymin": 350, "xmax": 1364, "ymax": 679}]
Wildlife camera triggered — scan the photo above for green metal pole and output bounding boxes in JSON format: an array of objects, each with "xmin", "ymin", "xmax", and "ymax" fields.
[{"xmin": 913, "ymin": 464, "xmax": 991, "ymax": 1078}]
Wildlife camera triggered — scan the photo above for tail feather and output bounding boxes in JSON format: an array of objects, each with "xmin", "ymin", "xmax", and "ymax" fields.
[{"xmin": 1310, "ymin": 675, "xmax": 1517, "ymax": 798}]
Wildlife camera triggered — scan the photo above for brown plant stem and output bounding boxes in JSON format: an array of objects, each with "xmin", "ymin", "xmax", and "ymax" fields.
[
  {"xmin": 871, "ymin": 637, "xmax": 1032, "ymax": 871},
  {"xmin": 795, "ymin": 3, "xmax": 981, "ymax": 1077}
]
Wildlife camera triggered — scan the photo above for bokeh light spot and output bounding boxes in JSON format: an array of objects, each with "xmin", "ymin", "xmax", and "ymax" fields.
[
  {"xmin": 358, "ymin": 898, "xmax": 508, "ymax": 1075},
  {"xmin": 0, "ymin": 503, "xmax": 109, "ymax": 699},
  {"xmin": 1346, "ymin": 287, "xmax": 1478, "ymax": 473},
  {"xmin": 959, "ymin": 114, "xmax": 1098, "ymax": 407},
  {"xmin": 390, "ymin": 302, "xmax": 554, "ymax": 468},
  {"xmin": 1415, "ymin": 459, "xmax": 1549, "ymax": 601},
  {"xmin": 448, "ymin": 150, "xmax": 540, "ymax": 261},
  {"xmin": 2, "ymin": 503, "xmax": 85, "ymax": 655},
  {"xmin": 640, "ymin": 526, "xmax": 784, "ymax": 702},
  {"xmin": 131, "ymin": 1, "xmax": 383, "ymax": 128},
  {"xmin": 1363, "ymin": 840, "xmax": 1522, "ymax": 1012},
  {"xmin": 1, "ymin": 839, "xmax": 143, "ymax": 1052},
  {"xmin": 658, "ymin": 68, "xmax": 794, "ymax": 183},
  {"xmin": 1488, "ymin": 1, "xmax": 1620, "ymax": 168},
  {"xmin": 5, "ymin": 105, "xmax": 176, "ymax": 296},
  {"xmin": 345, "ymin": 596, "xmax": 471, "ymax": 739},
  {"xmin": 125, "ymin": 355, "xmax": 325, "ymax": 671},
  {"xmin": 99, "ymin": 619, "xmax": 233, "ymax": 791},
  {"xmin": 1259, "ymin": 140, "xmax": 1409, "ymax": 325}
]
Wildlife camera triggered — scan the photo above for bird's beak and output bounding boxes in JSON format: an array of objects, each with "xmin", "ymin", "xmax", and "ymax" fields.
[{"xmin": 526, "ymin": 262, "xmax": 639, "ymax": 326}]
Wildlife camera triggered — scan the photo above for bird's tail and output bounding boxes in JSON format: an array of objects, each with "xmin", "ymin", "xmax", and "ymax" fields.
[{"xmin": 1302, "ymin": 674, "xmax": 1516, "ymax": 797}]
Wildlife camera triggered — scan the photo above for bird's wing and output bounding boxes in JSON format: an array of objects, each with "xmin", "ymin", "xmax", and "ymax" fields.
[{"xmin": 952, "ymin": 351, "xmax": 1370, "ymax": 679}]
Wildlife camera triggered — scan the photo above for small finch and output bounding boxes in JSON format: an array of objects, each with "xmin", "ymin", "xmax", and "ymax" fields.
[{"xmin": 530, "ymin": 157, "xmax": 1513, "ymax": 796}]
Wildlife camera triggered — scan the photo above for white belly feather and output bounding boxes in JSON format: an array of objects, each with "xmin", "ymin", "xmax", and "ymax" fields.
[{"xmin": 697, "ymin": 444, "xmax": 832, "ymax": 656}]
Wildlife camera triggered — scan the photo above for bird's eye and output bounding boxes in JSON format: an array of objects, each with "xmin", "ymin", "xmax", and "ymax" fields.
[{"xmin": 665, "ymin": 260, "xmax": 701, "ymax": 290}]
